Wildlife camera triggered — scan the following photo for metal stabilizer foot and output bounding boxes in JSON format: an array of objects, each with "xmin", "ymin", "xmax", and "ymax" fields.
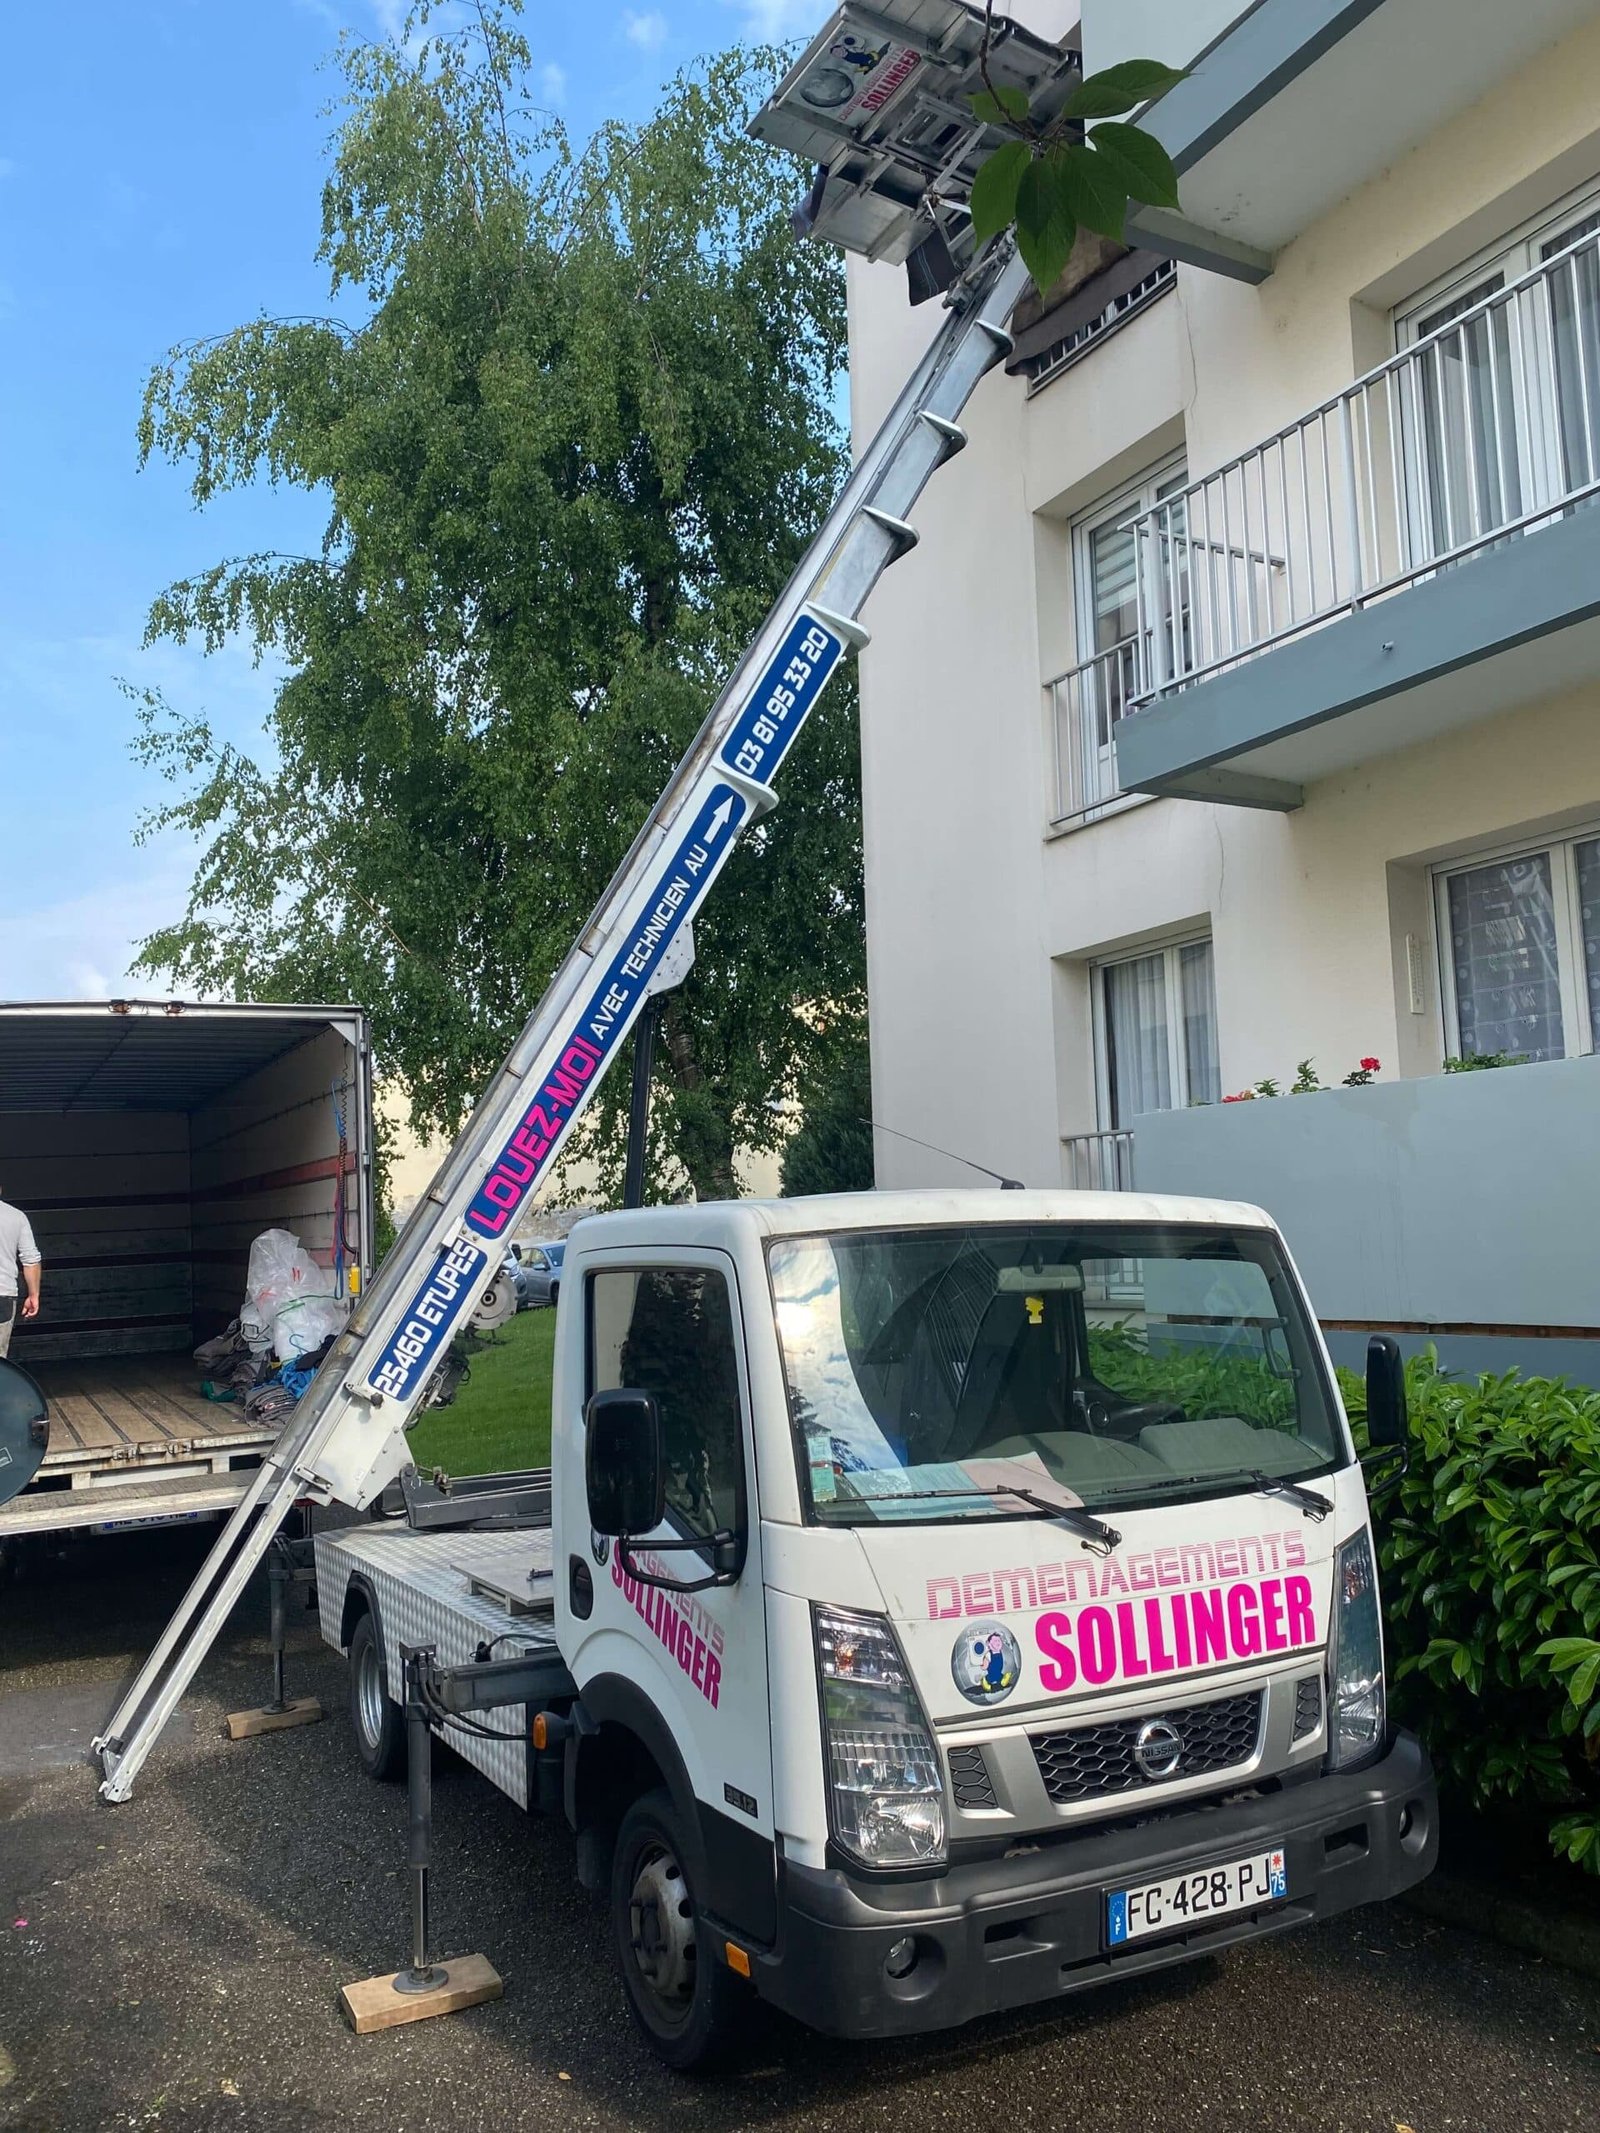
[
  {"xmin": 337, "ymin": 1647, "xmax": 503, "ymax": 2032},
  {"xmin": 397, "ymin": 1650, "xmax": 443, "ymax": 1994}
]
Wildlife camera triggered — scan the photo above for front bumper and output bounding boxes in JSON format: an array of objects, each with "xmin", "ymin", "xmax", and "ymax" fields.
[{"xmin": 752, "ymin": 1728, "xmax": 1436, "ymax": 2039}]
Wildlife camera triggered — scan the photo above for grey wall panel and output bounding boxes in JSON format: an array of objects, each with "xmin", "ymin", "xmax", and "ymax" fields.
[{"xmin": 1131, "ymin": 1054, "xmax": 1600, "ymax": 1338}]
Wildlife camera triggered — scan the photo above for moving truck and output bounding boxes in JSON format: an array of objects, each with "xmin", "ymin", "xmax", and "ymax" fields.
[
  {"xmin": 309, "ymin": 1191, "xmax": 1435, "ymax": 2065},
  {"xmin": 0, "ymin": 1001, "xmax": 373, "ymax": 1562}
]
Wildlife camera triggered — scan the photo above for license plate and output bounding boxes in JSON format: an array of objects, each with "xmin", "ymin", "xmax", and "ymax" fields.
[
  {"xmin": 91, "ymin": 1510, "xmax": 210, "ymax": 1535},
  {"xmin": 1107, "ymin": 1847, "xmax": 1286, "ymax": 1946}
]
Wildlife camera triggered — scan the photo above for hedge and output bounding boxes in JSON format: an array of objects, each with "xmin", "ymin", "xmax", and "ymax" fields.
[{"xmin": 1341, "ymin": 1353, "xmax": 1600, "ymax": 1875}]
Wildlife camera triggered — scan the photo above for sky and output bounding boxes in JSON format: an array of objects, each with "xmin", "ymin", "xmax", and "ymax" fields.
[{"xmin": 0, "ymin": 0, "xmax": 828, "ymax": 1002}]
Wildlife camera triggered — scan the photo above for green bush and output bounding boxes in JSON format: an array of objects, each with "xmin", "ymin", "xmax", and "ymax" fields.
[
  {"xmin": 1341, "ymin": 1352, "xmax": 1600, "ymax": 1875},
  {"xmin": 1088, "ymin": 1323, "xmax": 1295, "ymax": 1429}
]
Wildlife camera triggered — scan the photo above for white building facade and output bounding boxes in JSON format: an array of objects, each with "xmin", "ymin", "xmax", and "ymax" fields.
[{"xmin": 849, "ymin": 0, "xmax": 1600, "ymax": 1377}]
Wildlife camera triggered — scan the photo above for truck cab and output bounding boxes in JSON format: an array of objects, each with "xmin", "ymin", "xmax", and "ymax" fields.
[{"xmin": 540, "ymin": 1188, "xmax": 1435, "ymax": 2061}]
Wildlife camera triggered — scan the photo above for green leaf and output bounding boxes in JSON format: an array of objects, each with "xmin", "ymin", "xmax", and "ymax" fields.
[
  {"xmin": 1013, "ymin": 152, "xmax": 1077, "ymax": 296},
  {"xmin": 968, "ymin": 139, "xmax": 1032, "ymax": 247},
  {"xmin": 1086, "ymin": 120, "xmax": 1181, "ymax": 211},
  {"xmin": 1064, "ymin": 59, "xmax": 1187, "ymax": 121},
  {"xmin": 1055, "ymin": 143, "xmax": 1128, "ymax": 241},
  {"xmin": 969, "ymin": 84, "xmax": 1030, "ymax": 126},
  {"xmin": 1568, "ymin": 1652, "xmax": 1600, "ymax": 1706}
]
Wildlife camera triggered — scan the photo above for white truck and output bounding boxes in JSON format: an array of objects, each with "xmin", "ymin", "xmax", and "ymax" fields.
[
  {"xmin": 24, "ymin": 0, "xmax": 1433, "ymax": 2073},
  {"xmin": 311, "ymin": 1188, "xmax": 1434, "ymax": 2065}
]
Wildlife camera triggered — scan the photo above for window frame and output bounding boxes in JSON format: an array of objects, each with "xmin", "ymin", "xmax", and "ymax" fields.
[
  {"xmin": 583, "ymin": 1247, "xmax": 754, "ymax": 1562},
  {"xmin": 1070, "ymin": 450, "xmax": 1189, "ymax": 670},
  {"xmin": 1090, "ymin": 930, "xmax": 1220, "ymax": 1131},
  {"xmin": 1393, "ymin": 177, "xmax": 1600, "ymax": 554},
  {"xmin": 1432, "ymin": 822, "xmax": 1600, "ymax": 1065}
]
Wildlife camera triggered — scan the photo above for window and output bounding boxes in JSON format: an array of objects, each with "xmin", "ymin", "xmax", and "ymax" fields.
[
  {"xmin": 588, "ymin": 1266, "xmax": 744, "ymax": 1539},
  {"xmin": 1057, "ymin": 458, "xmax": 1186, "ymax": 819},
  {"xmin": 1093, "ymin": 936, "xmax": 1220, "ymax": 1127},
  {"xmin": 1395, "ymin": 181, "xmax": 1600, "ymax": 564},
  {"xmin": 1435, "ymin": 829, "xmax": 1600, "ymax": 1063}
]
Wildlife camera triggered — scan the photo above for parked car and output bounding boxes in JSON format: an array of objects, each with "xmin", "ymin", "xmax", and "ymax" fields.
[
  {"xmin": 501, "ymin": 1245, "xmax": 532, "ymax": 1311},
  {"xmin": 518, "ymin": 1239, "xmax": 565, "ymax": 1308}
]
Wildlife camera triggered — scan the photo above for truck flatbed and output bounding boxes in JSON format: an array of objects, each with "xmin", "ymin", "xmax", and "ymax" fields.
[
  {"xmin": 0, "ymin": 1358, "xmax": 276, "ymax": 1539},
  {"xmin": 314, "ymin": 1525, "xmax": 559, "ymax": 1808}
]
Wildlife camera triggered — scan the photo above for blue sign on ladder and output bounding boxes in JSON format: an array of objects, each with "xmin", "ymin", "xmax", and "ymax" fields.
[{"xmin": 718, "ymin": 613, "xmax": 846, "ymax": 786}]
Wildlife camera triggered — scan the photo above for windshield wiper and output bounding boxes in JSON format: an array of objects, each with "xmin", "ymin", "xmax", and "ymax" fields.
[
  {"xmin": 843, "ymin": 1486, "xmax": 1121, "ymax": 1556},
  {"xmin": 1242, "ymin": 1470, "xmax": 1332, "ymax": 1520},
  {"xmin": 1082, "ymin": 1466, "xmax": 1334, "ymax": 1518}
]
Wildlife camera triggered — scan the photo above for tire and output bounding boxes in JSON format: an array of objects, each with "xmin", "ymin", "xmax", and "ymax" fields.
[
  {"xmin": 348, "ymin": 1608, "xmax": 405, "ymax": 1780},
  {"xmin": 548, "ymin": 1281, "xmax": 559, "ymax": 1308},
  {"xmin": 610, "ymin": 1789, "xmax": 745, "ymax": 2071}
]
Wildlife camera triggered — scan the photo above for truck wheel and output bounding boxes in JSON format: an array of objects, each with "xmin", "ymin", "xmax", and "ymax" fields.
[
  {"xmin": 610, "ymin": 1789, "xmax": 744, "ymax": 2071},
  {"xmin": 348, "ymin": 1610, "xmax": 405, "ymax": 1780}
]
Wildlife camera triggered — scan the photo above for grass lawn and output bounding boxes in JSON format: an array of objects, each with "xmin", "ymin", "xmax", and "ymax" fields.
[{"xmin": 405, "ymin": 1307, "xmax": 557, "ymax": 1476}]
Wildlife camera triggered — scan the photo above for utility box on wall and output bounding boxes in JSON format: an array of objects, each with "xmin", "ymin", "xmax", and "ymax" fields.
[{"xmin": 1130, "ymin": 1055, "xmax": 1600, "ymax": 1386}]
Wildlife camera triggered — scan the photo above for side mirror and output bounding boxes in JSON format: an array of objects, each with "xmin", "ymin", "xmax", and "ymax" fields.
[
  {"xmin": 1364, "ymin": 1335, "xmax": 1408, "ymax": 1451},
  {"xmin": 586, "ymin": 1388, "xmax": 665, "ymax": 1538}
]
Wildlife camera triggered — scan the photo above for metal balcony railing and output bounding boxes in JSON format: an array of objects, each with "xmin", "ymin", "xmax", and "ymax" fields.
[
  {"xmin": 1047, "ymin": 639, "xmax": 1150, "ymax": 827},
  {"xmin": 1062, "ymin": 1128, "xmax": 1135, "ymax": 1191},
  {"xmin": 1127, "ymin": 222, "xmax": 1600, "ymax": 703}
]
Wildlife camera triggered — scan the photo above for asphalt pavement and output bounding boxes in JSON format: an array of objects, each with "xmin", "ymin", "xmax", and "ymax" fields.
[{"xmin": 1, "ymin": 1528, "xmax": 1596, "ymax": 2133}]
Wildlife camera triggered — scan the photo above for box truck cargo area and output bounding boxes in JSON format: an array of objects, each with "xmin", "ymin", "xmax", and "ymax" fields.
[{"xmin": 0, "ymin": 1001, "xmax": 373, "ymax": 1549}]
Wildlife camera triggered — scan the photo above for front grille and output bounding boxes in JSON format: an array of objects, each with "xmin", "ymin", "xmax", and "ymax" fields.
[
  {"xmin": 947, "ymin": 1744, "xmax": 998, "ymax": 1810},
  {"xmin": 1030, "ymin": 1691, "xmax": 1263, "ymax": 1805},
  {"xmin": 1293, "ymin": 1675, "xmax": 1323, "ymax": 1740}
]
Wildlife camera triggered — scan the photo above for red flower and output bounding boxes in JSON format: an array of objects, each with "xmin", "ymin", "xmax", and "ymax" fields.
[{"xmin": 1360, "ymin": 1056, "xmax": 1380, "ymax": 1072}]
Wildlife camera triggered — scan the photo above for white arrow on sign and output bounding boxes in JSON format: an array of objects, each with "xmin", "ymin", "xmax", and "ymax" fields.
[{"xmin": 706, "ymin": 794, "xmax": 737, "ymax": 839}]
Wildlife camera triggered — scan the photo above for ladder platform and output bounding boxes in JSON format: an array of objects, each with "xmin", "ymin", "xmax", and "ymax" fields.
[{"xmin": 339, "ymin": 1953, "xmax": 503, "ymax": 2034}]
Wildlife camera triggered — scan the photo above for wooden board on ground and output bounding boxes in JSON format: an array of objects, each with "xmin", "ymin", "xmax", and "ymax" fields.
[
  {"xmin": 339, "ymin": 1955, "xmax": 503, "ymax": 2033},
  {"xmin": 224, "ymin": 1697, "xmax": 324, "ymax": 1741}
]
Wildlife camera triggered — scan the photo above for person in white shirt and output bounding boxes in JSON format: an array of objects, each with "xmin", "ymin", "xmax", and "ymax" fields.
[{"xmin": 0, "ymin": 1191, "xmax": 42, "ymax": 1360}]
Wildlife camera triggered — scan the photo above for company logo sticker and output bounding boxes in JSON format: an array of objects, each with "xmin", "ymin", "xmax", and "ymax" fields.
[{"xmin": 951, "ymin": 1622, "xmax": 1022, "ymax": 1704}]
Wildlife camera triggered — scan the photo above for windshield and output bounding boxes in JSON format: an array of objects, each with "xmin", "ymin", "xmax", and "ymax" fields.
[{"xmin": 768, "ymin": 1223, "xmax": 1345, "ymax": 1526}]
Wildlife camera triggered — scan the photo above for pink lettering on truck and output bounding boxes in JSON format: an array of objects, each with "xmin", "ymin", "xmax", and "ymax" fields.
[{"xmin": 925, "ymin": 1531, "xmax": 1321, "ymax": 1699}]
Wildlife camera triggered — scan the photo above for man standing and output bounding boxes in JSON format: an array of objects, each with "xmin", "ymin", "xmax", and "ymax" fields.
[{"xmin": 0, "ymin": 1189, "xmax": 42, "ymax": 1360}]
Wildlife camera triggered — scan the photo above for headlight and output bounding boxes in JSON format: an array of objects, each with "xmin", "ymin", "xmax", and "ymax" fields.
[
  {"xmin": 1326, "ymin": 1529, "xmax": 1385, "ymax": 1770},
  {"xmin": 813, "ymin": 1606, "xmax": 946, "ymax": 1869}
]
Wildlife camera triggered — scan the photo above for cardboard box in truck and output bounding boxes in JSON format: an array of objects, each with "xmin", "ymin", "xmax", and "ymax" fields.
[{"xmin": 0, "ymin": 1001, "xmax": 373, "ymax": 1558}]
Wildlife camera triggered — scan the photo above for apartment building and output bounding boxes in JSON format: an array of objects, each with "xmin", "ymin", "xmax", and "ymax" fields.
[{"xmin": 849, "ymin": 0, "xmax": 1600, "ymax": 1378}]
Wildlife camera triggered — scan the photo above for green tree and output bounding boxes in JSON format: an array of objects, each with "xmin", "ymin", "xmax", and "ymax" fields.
[
  {"xmin": 779, "ymin": 1033, "xmax": 874, "ymax": 1198},
  {"xmin": 131, "ymin": 1, "xmax": 862, "ymax": 1201}
]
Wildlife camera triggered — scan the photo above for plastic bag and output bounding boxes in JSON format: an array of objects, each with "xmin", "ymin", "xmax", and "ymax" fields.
[
  {"xmin": 269, "ymin": 1292, "xmax": 348, "ymax": 1362},
  {"xmin": 241, "ymin": 1228, "xmax": 347, "ymax": 1361}
]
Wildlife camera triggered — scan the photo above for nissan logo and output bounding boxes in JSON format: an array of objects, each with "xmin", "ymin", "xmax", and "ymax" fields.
[{"xmin": 1133, "ymin": 1718, "xmax": 1184, "ymax": 1781}]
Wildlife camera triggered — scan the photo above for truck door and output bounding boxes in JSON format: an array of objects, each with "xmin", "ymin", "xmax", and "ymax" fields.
[{"xmin": 568, "ymin": 1247, "xmax": 777, "ymax": 1942}]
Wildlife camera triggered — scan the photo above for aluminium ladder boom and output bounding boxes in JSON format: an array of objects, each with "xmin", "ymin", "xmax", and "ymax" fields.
[{"xmin": 94, "ymin": 235, "xmax": 1034, "ymax": 1804}]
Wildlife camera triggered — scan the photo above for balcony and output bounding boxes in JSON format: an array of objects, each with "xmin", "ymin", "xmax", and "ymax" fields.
[
  {"xmin": 1046, "ymin": 642, "xmax": 1151, "ymax": 829},
  {"xmin": 1113, "ymin": 223, "xmax": 1600, "ymax": 807},
  {"xmin": 1061, "ymin": 1127, "xmax": 1136, "ymax": 1191},
  {"xmin": 1082, "ymin": 0, "xmax": 1598, "ymax": 283}
]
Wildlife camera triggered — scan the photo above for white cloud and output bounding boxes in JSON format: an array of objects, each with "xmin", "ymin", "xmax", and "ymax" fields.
[
  {"xmin": 734, "ymin": 0, "xmax": 828, "ymax": 38},
  {"xmin": 0, "ymin": 857, "xmax": 202, "ymax": 1004},
  {"xmin": 540, "ymin": 61, "xmax": 567, "ymax": 105},
  {"xmin": 623, "ymin": 9, "xmax": 668, "ymax": 51}
]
